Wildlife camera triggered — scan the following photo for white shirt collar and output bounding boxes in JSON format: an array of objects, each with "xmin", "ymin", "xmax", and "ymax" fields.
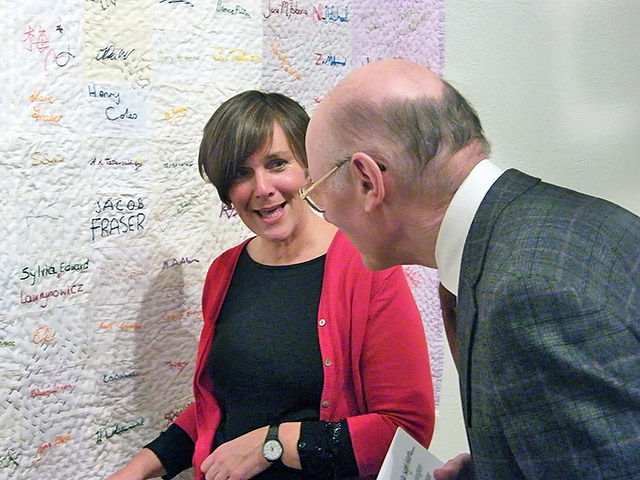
[{"xmin": 435, "ymin": 160, "xmax": 504, "ymax": 296}]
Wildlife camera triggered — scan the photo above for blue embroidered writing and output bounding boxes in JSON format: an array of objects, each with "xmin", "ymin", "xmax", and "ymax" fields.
[
  {"xmin": 88, "ymin": 84, "xmax": 121, "ymax": 104},
  {"xmin": 87, "ymin": 0, "xmax": 117, "ymax": 10},
  {"xmin": 312, "ymin": 4, "xmax": 349, "ymax": 23},
  {"xmin": 89, "ymin": 156, "xmax": 144, "ymax": 171},
  {"xmin": 315, "ymin": 53, "xmax": 347, "ymax": 67},
  {"xmin": 220, "ymin": 204, "xmax": 238, "ymax": 219},
  {"xmin": 216, "ymin": 0, "xmax": 251, "ymax": 17},
  {"xmin": 105, "ymin": 106, "xmax": 138, "ymax": 121},
  {"xmin": 91, "ymin": 197, "xmax": 146, "ymax": 241},
  {"xmin": 95, "ymin": 197, "xmax": 144, "ymax": 214},
  {"xmin": 20, "ymin": 259, "xmax": 89, "ymax": 286},
  {"xmin": 96, "ymin": 44, "xmax": 135, "ymax": 61},
  {"xmin": 102, "ymin": 370, "xmax": 137, "ymax": 383},
  {"xmin": 159, "ymin": 0, "xmax": 195, "ymax": 6}
]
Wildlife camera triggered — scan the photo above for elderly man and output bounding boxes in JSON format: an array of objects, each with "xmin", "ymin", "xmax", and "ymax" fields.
[{"xmin": 303, "ymin": 59, "xmax": 640, "ymax": 479}]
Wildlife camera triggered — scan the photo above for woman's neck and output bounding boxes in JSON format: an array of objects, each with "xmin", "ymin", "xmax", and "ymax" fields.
[{"xmin": 247, "ymin": 214, "xmax": 338, "ymax": 266}]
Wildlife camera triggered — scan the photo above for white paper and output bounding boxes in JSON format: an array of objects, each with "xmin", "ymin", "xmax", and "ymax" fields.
[{"xmin": 377, "ymin": 427, "xmax": 444, "ymax": 480}]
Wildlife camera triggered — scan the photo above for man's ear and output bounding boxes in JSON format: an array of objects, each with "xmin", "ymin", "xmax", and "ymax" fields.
[{"xmin": 350, "ymin": 152, "xmax": 385, "ymax": 213}]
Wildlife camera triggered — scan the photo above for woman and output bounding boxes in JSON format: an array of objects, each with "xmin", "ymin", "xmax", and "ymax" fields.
[{"xmin": 107, "ymin": 91, "xmax": 435, "ymax": 480}]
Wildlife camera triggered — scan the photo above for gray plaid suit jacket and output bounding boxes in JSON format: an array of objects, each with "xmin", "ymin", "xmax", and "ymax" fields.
[{"xmin": 456, "ymin": 169, "xmax": 640, "ymax": 479}]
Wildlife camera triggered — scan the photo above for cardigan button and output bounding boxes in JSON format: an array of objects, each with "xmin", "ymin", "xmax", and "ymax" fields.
[
  {"xmin": 324, "ymin": 358, "xmax": 332, "ymax": 367},
  {"xmin": 321, "ymin": 400, "xmax": 330, "ymax": 408},
  {"xmin": 318, "ymin": 318, "xmax": 326, "ymax": 327}
]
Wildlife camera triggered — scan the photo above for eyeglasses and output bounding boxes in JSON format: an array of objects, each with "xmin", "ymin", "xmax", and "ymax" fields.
[
  {"xmin": 299, "ymin": 156, "xmax": 387, "ymax": 213},
  {"xmin": 299, "ymin": 157, "xmax": 350, "ymax": 213}
]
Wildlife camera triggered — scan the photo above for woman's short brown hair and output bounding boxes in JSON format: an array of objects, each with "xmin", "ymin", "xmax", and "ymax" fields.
[{"xmin": 198, "ymin": 90, "xmax": 309, "ymax": 206}]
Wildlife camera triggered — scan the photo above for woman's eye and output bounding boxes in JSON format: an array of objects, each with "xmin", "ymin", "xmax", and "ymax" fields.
[
  {"xmin": 235, "ymin": 167, "xmax": 251, "ymax": 179},
  {"xmin": 270, "ymin": 159, "xmax": 288, "ymax": 169}
]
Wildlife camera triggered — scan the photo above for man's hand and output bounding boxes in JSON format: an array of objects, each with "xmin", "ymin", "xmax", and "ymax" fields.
[{"xmin": 433, "ymin": 453, "xmax": 475, "ymax": 480}]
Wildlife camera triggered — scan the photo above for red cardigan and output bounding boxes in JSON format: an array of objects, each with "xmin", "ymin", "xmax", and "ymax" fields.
[{"xmin": 175, "ymin": 230, "xmax": 435, "ymax": 479}]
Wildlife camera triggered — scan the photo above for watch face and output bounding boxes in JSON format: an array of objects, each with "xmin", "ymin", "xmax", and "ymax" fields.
[{"xmin": 262, "ymin": 439, "xmax": 283, "ymax": 461}]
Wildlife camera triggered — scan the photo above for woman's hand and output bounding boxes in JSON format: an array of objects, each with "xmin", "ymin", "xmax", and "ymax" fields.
[
  {"xmin": 201, "ymin": 426, "xmax": 271, "ymax": 480},
  {"xmin": 104, "ymin": 448, "xmax": 166, "ymax": 480},
  {"xmin": 105, "ymin": 470, "xmax": 142, "ymax": 480}
]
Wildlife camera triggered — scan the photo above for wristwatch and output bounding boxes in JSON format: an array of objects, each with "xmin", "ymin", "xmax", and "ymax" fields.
[{"xmin": 262, "ymin": 424, "xmax": 283, "ymax": 462}]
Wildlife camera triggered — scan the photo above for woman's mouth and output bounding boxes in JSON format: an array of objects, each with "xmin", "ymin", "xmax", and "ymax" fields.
[{"xmin": 257, "ymin": 203, "xmax": 285, "ymax": 219}]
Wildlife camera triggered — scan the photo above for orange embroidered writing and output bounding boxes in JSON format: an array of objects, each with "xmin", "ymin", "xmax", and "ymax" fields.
[
  {"xmin": 36, "ymin": 434, "xmax": 71, "ymax": 461},
  {"xmin": 32, "ymin": 326, "xmax": 55, "ymax": 344},
  {"xmin": 31, "ymin": 107, "xmax": 63, "ymax": 123}
]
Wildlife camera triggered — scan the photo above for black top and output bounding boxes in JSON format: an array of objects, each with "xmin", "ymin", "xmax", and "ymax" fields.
[
  {"xmin": 207, "ymin": 248, "xmax": 324, "ymax": 479},
  {"xmin": 146, "ymin": 247, "xmax": 358, "ymax": 479},
  {"xmin": 209, "ymin": 248, "xmax": 324, "ymax": 444}
]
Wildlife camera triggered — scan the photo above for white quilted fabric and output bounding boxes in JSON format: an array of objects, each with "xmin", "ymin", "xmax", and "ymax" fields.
[{"xmin": 0, "ymin": 1, "xmax": 445, "ymax": 477}]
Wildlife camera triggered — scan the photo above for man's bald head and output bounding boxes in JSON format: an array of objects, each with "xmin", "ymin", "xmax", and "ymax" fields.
[
  {"xmin": 323, "ymin": 59, "xmax": 446, "ymax": 109},
  {"xmin": 307, "ymin": 59, "xmax": 489, "ymax": 195}
]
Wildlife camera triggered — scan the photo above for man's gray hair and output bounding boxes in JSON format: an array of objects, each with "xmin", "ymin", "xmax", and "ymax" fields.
[{"xmin": 329, "ymin": 79, "xmax": 491, "ymax": 191}]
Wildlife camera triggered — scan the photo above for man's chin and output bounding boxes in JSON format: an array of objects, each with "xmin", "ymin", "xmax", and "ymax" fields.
[{"xmin": 360, "ymin": 251, "xmax": 393, "ymax": 271}]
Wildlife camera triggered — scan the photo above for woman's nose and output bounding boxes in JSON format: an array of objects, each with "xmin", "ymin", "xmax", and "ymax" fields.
[{"xmin": 253, "ymin": 170, "xmax": 275, "ymax": 198}]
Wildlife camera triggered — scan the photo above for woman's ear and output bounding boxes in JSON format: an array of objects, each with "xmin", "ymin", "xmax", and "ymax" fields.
[{"xmin": 350, "ymin": 152, "xmax": 385, "ymax": 213}]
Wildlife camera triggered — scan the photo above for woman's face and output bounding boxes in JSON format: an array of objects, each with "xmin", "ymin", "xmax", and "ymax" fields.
[{"xmin": 228, "ymin": 123, "xmax": 310, "ymax": 243}]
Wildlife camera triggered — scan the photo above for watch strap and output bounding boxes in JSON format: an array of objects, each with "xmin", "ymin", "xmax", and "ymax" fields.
[
  {"xmin": 262, "ymin": 423, "xmax": 283, "ymax": 462},
  {"xmin": 266, "ymin": 423, "xmax": 280, "ymax": 441}
]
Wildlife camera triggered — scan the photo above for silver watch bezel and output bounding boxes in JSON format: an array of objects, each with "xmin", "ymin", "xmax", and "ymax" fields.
[{"xmin": 262, "ymin": 438, "xmax": 283, "ymax": 461}]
